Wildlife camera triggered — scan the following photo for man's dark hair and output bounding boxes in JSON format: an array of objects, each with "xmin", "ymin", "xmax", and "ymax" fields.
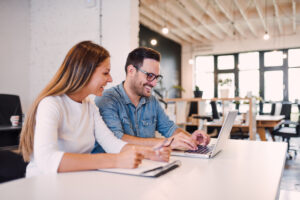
[{"xmin": 125, "ymin": 47, "xmax": 161, "ymax": 74}]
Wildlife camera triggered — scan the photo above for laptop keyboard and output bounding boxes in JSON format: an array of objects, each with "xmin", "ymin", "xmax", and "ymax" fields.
[{"xmin": 185, "ymin": 145, "xmax": 215, "ymax": 154}]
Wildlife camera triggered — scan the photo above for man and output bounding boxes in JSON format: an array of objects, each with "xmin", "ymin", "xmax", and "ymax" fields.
[{"xmin": 93, "ymin": 47, "xmax": 210, "ymax": 153}]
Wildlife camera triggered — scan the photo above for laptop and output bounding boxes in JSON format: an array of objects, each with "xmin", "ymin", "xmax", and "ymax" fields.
[{"xmin": 171, "ymin": 110, "xmax": 238, "ymax": 159}]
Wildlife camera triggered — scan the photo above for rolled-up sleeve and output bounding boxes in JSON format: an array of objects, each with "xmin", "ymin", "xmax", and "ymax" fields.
[
  {"xmin": 95, "ymin": 95, "xmax": 126, "ymax": 139},
  {"xmin": 155, "ymin": 98, "xmax": 178, "ymax": 138},
  {"xmin": 33, "ymin": 98, "xmax": 64, "ymax": 174}
]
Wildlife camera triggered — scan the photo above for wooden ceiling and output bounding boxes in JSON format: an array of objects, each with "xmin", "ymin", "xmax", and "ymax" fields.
[{"xmin": 139, "ymin": 0, "xmax": 300, "ymax": 46}]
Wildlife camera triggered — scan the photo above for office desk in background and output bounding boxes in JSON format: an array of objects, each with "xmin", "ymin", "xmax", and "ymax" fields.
[
  {"xmin": 256, "ymin": 115, "xmax": 285, "ymax": 141},
  {"xmin": 0, "ymin": 140, "xmax": 287, "ymax": 200}
]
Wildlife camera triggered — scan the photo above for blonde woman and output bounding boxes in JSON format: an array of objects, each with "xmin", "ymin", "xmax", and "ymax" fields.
[{"xmin": 19, "ymin": 41, "xmax": 170, "ymax": 177}]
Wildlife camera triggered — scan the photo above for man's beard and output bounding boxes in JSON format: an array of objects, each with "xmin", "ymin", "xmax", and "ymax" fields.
[{"xmin": 131, "ymin": 80, "xmax": 152, "ymax": 97}]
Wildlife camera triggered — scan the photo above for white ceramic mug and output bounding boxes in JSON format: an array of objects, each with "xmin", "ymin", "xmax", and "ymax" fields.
[{"xmin": 10, "ymin": 115, "xmax": 20, "ymax": 126}]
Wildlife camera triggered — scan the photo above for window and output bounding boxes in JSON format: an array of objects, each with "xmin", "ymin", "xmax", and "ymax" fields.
[
  {"xmin": 264, "ymin": 71, "xmax": 283, "ymax": 101},
  {"xmin": 288, "ymin": 68, "xmax": 300, "ymax": 102},
  {"xmin": 238, "ymin": 52, "xmax": 259, "ymax": 97},
  {"xmin": 218, "ymin": 73, "xmax": 235, "ymax": 98},
  {"xmin": 195, "ymin": 56, "xmax": 214, "ymax": 98},
  {"xmin": 288, "ymin": 49, "xmax": 300, "ymax": 67},
  {"xmin": 217, "ymin": 55, "xmax": 234, "ymax": 70},
  {"xmin": 264, "ymin": 51, "xmax": 283, "ymax": 67},
  {"xmin": 238, "ymin": 52, "xmax": 259, "ymax": 70}
]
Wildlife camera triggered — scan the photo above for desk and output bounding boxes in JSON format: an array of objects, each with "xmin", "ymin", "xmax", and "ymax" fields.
[
  {"xmin": 256, "ymin": 115, "xmax": 285, "ymax": 141},
  {"xmin": 0, "ymin": 140, "xmax": 287, "ymax": 200}
]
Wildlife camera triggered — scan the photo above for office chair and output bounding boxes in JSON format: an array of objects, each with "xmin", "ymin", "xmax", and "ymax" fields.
[
  {"xmin": 272, "ymin": 123, "xmax": 300, "ymax": 159},
  {"xmin": 210, "ymin": 101, "xmax": 220, "ymax": 120},
  {"xmin": 0, "ymin": 150, "xmax": 28, "ymax": 183},
  {"xmin": 186, "ymin": 102, "xmax": 213, "ymax": 133},
  {"xmin": 0, "ymin": 94, "xmax": 23, "ymax": 147}
]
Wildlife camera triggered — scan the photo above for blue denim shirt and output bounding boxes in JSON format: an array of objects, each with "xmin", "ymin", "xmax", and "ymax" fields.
[{"xmin": 92, "ymin": 82, "xmax": 177, "ymax": 153}]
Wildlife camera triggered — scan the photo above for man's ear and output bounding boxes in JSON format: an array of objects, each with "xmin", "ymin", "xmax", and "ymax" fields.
[{"xmin": 127, "ymin": 65, "xmax": 136, "ymax": 75}]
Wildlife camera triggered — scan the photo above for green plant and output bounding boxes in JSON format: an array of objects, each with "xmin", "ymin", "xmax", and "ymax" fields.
[
  {"xmin": 172, "ymin": 85, "xmax": 185, "ymax": 92},
  {"xmin": 195, "ymin": 85, "xmax": 200, "ymax": 91},
  {"xmin": 218, "ymin": 78, "xmax": 232, "ymax": 87}
]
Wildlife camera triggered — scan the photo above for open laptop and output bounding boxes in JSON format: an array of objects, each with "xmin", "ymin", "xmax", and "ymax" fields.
[{"xmin": 171, "ymin": 110, "xmax": 238, "ymax": 159}]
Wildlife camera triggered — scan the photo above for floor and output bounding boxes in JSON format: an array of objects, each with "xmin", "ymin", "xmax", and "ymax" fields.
[{"xmin": 269, "ymin": 135, "xmax": 300, "ymax": 200}]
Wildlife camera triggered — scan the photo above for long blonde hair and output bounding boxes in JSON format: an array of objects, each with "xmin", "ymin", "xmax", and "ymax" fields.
[{"xmin": 19, "ymin": 41, "xmax": 110, "ymax": 161}]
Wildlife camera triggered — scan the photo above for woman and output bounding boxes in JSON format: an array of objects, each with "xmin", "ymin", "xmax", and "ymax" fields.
[{"xmin": 19, "ymin": 41, "xmax": 170, "ymax": 177}]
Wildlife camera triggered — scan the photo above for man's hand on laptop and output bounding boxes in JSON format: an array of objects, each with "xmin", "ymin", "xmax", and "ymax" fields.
[
  {"xmin": 191, "ymin": 130, "xmax": 210, "ymax": 146},
  {"xmin": 168, "ymin": 129, "xmax": 211, "ymax": 151},
  {"xmin": 169, "ymin": 132, "xmax": 198, "ymax": 151}
]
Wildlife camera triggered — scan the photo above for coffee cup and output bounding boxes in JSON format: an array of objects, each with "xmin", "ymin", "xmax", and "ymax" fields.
[{"xmin": 10, "ymin": 115, "xmax": 20, "ymax": 126}]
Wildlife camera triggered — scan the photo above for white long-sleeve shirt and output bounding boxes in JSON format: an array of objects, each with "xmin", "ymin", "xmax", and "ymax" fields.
[{"xmin": 26, "ymin": 94, "xmax": 127, "ymax": 177}]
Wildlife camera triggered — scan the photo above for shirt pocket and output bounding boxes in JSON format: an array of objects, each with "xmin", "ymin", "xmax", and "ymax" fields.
[
  {"xmin": 121, "ymin": 117, "xmax": 134, "ymax": 135},
  {"xmin": 141, "ymin": 118, "xmax": 157, "ymax": 138}
]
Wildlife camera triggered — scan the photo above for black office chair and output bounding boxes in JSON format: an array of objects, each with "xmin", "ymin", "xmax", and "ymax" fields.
[
  {"xmin": 0, "ymin": 150, "xmax": 28, "ymax": 183},
  {"xmin": 0, "ymin": 94, "xmax": 23, "ymax": 147},
  {"xmin": 186, "ymin": 102, "xmax": 213, "ymax": 133},
  {"xmin": 272, "ymin": 123, "xmax": 300, "ymax": 159},
  {"xmin": 210, "ymin": 101, "xmax": 220, "ymax": 120}
]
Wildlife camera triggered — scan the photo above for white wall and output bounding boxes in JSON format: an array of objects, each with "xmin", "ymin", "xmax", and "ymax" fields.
[
  {"xmin": 102, "ymin": 0, "xmax": 139, "ymax": 87},
  {"xmin": 30, "ymin": 0, "xmax": 101, "ymax": 110},
  {"xmin": 0, "ymin": 0, "xmax": 139, "ymax": 113},
  {"xmin": 0, "ymin": 0, "xmax": 30, "ymax": 112}
]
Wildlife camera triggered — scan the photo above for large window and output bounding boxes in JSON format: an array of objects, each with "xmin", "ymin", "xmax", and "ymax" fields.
[
  {"xmin": 218, "ymin": 73, "xmax": 235, "ymax": 97},
  {"xmin": 238, "ymin": 52, "xmax": 259, "ymax": 97},
  {"xmin": 194, "ymin": 56, "xmax": 214, "ymax": 98},
  {"xmin": 217, "ymin": 55, "xmax": 234, "ymax": 70},
  {"xmin": 288, "ymin": 48, "xmax": 300, "ymax": 102},
  {"xmin": 194, "ymin": 48, "xmax": 300, "ymax": 103},
  {"xmin": 264, "ymin": 71, "xmax": 283, "ymax": 101},
  {"xmin": 264, "ymin": 51, "xmax": 283, "ymax": 67}
]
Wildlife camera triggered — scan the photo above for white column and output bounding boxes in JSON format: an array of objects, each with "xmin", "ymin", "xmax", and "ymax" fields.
[{"xmin": 102, "ymin": 0, "xmax": 139, "ymax": 87}]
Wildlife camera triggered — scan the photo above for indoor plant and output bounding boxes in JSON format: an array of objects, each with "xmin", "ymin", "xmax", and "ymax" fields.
[
  {"xmin": 193, "ymin": 85, "xmax": 203, "ymax": 98},
  {"xmin": 218, "ymin": 78, "xmax": 232, "ymax": 98}
]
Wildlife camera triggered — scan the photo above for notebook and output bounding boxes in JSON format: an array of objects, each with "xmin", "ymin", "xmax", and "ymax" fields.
[
  {"xmin": 98, "ymin": 158, "xmax": 181, "ymax": 177},
  {"xmin": 171, "ymin": 110, "xmax": 238, "ymax": 159}
]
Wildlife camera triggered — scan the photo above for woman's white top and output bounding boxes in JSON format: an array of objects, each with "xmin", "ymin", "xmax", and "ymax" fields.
[{"xmin": 26, "ymin": 95, "xmax": 127, "ymax": 177}]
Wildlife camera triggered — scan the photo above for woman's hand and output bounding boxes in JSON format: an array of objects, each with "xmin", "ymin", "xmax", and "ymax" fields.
[{"xmin": 117, "ymin": 145, "xmax": 144, "ymax": 168}]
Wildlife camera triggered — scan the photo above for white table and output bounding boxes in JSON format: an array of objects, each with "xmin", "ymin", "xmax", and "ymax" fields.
[{"xmin": 0, "ymin": 140, "xmax": 287, "ymax": 200}]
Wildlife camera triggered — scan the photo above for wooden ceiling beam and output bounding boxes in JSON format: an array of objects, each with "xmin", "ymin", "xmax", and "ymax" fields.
[
  {"xmin": 272, "ymin": 0, "xmax": 283, "ymax": 34},
  {"xmin": 140, "ymin": 15, "xmax": 187, "ymax": 45},
  {"xmin": 193, "ymin": 0, "xmax": 234, "ymax": 38},
  {"xmin": 234, "ymin": 0, "xmax": 257, "ymax": 37},
  {"xmin": 177, "ymin": 0, "xmax": 223, "ymax": 40},
  {"xmin": 139, "ymin": 7, "xmax": 194, "ymax": 44},
  {"xmin": 253, "ymin": 0, "xmax": 268, "ymax": 32},
  {"xmin": 140, "ymin": 2, "xmax": 205, "ymax": 43},
  {"xmin": 213, "ymin": 0, "xmax": 246, "ymax": 37},
  {"xmin": 292, "ymin": 0, "xmax": 296, "ymax": 33},
  {"xmin": 167, "ymin": 1, "xmax": 213, "ymax": 41}
]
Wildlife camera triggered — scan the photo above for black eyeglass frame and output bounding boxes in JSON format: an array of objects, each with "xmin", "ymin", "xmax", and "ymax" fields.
[{"xmin": 133, "ymin": 65, "xmax": 163, "ymax": 82}]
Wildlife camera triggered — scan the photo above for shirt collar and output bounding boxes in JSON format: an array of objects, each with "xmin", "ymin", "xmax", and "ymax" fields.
[{"xmin": 117, "ymin": 82, "xmax": 149, "ymax": 106}]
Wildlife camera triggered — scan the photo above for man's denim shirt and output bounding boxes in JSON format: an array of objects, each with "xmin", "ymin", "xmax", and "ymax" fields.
[{"xmin": 92, "ymin": 82, "xmax": 177, "ymax": 153}]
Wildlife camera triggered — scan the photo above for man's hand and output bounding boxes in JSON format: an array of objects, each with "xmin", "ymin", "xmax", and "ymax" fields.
[
  {"xmin": 191, "ymin": 130, "xmax": 210, "ymax": 146},
  {"xmin": 169, "ymin": 132, "xmax": 198, "ymax": 151}
]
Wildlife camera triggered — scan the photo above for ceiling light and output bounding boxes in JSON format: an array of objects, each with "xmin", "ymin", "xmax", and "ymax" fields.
[
  {"xmin": 263, "ymin": 32, "xmax": 270, "ymax": 40},
  {"xmin": 150, "ymin": 39, "xmax": 157, "ymax": 46},
  {"xmin": 188, "ymin": 59, "xmax": 194, "ymax": 65},
  {"xmin": 162, "ymin": 27, "xmax": 169, "ymax": 34}
]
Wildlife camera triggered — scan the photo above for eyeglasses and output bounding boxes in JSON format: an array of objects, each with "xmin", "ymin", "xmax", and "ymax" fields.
[{"xmin": 133, "ymin": 65, "xmax": 163, "ymax": 82}]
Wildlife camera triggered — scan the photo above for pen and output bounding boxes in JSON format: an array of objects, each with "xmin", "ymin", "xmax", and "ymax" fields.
[{"xmin": 153, "ymin": 138, "xmax": 174, "ymax": 151}]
